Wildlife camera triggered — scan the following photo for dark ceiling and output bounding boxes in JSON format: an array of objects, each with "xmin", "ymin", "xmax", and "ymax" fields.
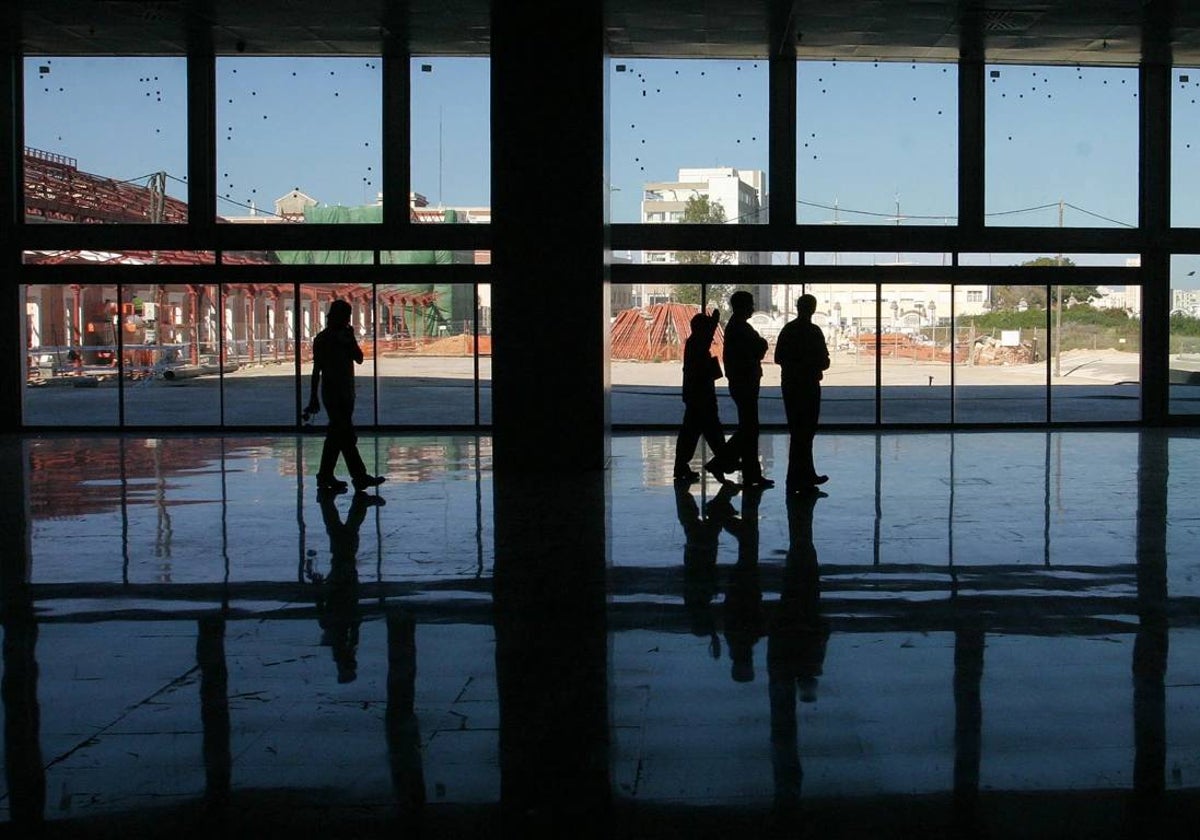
[{"xmin": 10, "ymin": 1, "xmax": 1200, "ymax": 65}]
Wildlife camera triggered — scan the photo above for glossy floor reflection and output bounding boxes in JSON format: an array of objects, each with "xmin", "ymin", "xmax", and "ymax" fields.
[{"xmin": 3, "ymin": 430, "xmax": 1200, "ymax": 838}]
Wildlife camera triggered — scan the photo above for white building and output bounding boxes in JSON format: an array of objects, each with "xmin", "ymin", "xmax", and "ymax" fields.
[
  {"xmin": 631, "ymin": 167, "xmax": 768, "ymax": 310},
  {"xmin": 1173, "ymin": 288, "xmax": 1200, "ymax": 316}
]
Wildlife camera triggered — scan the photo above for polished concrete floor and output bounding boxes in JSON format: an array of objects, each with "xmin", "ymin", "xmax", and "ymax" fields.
[{"xmin": 2, "ymin": 429, "xmax": 1200, "ymax": 838}]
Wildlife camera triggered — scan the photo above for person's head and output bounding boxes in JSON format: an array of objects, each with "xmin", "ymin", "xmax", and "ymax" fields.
[
  {"xmin": 729, "ymin": 291, "xmax": 755, "ymax": 318},
  {"xmin": 690, "ymin": 312, "xmax": 714, "ymax": 340},
  {"xmin": 327, "ymin": 299, "xmax": 352, "ymax": 328},
  {"xmin": 797, "ymin": 294, "xmax": 817, "ymax": 320}
]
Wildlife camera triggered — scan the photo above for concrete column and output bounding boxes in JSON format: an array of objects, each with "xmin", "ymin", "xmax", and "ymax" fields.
[
  {"xmin": 491, "ymin": 0, "xmax": 609, "ymax": 473},
  {"xmin": 493, "ymin": 471, "xmax": 610, "ymax": 836}
]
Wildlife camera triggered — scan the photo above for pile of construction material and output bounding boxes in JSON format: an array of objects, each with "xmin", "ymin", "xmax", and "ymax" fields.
[
  {"xmin": 970, "ymin": 335, "xmax": 1036, "ymax": 365},
  {"xmin": 611, "ymin": 303, "xmax": 723, "ymax": 362}
]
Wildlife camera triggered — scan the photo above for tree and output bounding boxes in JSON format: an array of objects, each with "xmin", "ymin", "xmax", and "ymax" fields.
[
  {"xmin": 989, "ymin": 256, "xmax": 1097, "ymax": 310},
  {"xmin": 675, "ymin": 196, "xmax": 731, "ymax": 266},
  {"xmin": 672, "ymin": 195, "xmax": 735, "ymax": 312}
]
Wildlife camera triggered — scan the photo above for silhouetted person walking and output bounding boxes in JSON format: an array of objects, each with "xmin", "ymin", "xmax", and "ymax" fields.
[
  {"xmin": 674, "ymin": 309, "xmax": 731, "ymax": 481},
  {"xmin": 768, "ymin": 488, "xmax": 829, "ymax": 815},
  {"xmin": 774, "ymin": 294, "xmax": 829, "ymax": 492},
  {"xmin": 710, "ymin": 291, "xmax": 772, "ymax": 488},
  {"xmin": 306, "ymin": 299, "xmax": 385, "ymax": 494}
]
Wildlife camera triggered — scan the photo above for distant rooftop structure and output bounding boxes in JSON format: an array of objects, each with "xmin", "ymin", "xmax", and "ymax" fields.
[{"xmin": 274, "ymin": 189, "xmax": 318, "ymax": 220}]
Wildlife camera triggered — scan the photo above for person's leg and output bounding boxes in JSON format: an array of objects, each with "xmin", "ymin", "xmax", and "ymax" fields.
[
  {"xmin": 782, "ymin": 385, "xmax": 802, "ymax": 491},
  {"xmin": 326, "ymin": 401, "xmax": 367, "ymax": 480},
  {"xmin": 736, "ymin": 388, "xmax": 763, "ymax": 482},
  {"xmin": 675, "ymin": 405, "xmax": 702, "ymax": 475}
]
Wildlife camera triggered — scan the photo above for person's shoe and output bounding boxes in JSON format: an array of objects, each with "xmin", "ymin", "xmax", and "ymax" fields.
[
  {"xmin": 673, "ymin": 468, "xmax": 701, "ymax": 482},
  {"xmin": 812, "ymin": 474, "xmax": 829, "ymax": 486},
  {"xmin": 352, "ymin": 474, "xmax": 387, "ymax": 491},
  {"xmin": 704, "ymin": 460, "xmax": 730, "ymax": 484},
  {"xmin": 743, "ymin": 476, "xmax": 775, "ymax": 489},
  {"xmin": 316, "ymin": 474, "xmax": 348, "ymax": 491},
  {"xmin": 316, "ymin": 484, "xmax": 347, "ymax": 500}
]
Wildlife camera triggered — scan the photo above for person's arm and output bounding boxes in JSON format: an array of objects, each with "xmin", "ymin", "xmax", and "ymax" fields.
[
  {"xmin": 307, "ymin": 339, "xmax": 322, "ymax": 415},
  {"xmin": 819, "ymin": 327, "xmax": 831, "ymax": 371},
  {"xmin": 349, "ymin": 327, "xmax": 364, "ymax": 364}
]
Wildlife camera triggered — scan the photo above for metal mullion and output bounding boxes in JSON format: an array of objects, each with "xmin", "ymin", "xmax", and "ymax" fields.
[
  {"xmin": 117, "ymin": 282, "xmax": 126, "ymax": 426},
  {"xmin": 1044, "ymin": 282, "xmax": 1052, "ymax": 423},
  {"xmin": 473, "ymin": 280, "xmax": 481, "ymax": 427},
  {"xmin": 878, "ymin": 284, "xmax": 888, "ymax": 427},
  {"xmin": 381, "ymin": 15, "xmax": 411, "ymax": 233}
]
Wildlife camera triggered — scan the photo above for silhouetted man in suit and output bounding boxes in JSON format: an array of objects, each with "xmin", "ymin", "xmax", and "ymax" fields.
[
  {"xmin": 674, "ymin": 309, "xmax": 731, "ymax": 481},
  {"xmin": 774, "ymin": 294, "xmax": 830, "ymax": 492},
  {"xmin": 710, "ymin": 291, "xmax": 772, "ymax": 488},
  {"xmin": 306, "ymin": 299, "xmax": 385, "ymax": 494}
]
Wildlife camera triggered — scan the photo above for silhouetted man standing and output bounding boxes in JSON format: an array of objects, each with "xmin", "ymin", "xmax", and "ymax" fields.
[
  {"xmin": 774, "ymin": 294, "xmax": 829, "ymax": 492},
  {"xmin": 710, "ymin": 291, "xmax": 772, "ymax": 488},
  {"xmin": 306, "ymin": 299, "xmax": 385, "ymax": 494}
]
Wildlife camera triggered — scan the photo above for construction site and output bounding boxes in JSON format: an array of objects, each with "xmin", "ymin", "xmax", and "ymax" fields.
[{"xmin": 23, "ymin": 147, "xmax": 487, "ymax": 389}]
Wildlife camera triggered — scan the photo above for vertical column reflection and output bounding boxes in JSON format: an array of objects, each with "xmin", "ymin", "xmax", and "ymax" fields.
[
  {"xmin": 492, "ymin": 472, "xmax": 610, "ymax": 836},
  {"xmin": 1, "ymin": 438, "xmax": 44, "ymax": 828},
  {"xmin": 386, "ymin": 611, "xmax": 424, "ymax": 830},
  {"xmin": 197, "ymin": 615, "xmax": 231, "ymax": 818},
  {"xmin": 1132, "ymin": 430, "xmax": 1168, "ymax": 816}
]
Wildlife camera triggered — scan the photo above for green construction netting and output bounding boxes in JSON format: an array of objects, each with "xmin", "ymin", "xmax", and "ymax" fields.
[{"xmin": 273, "ymin": 206, "xmax": 469, "ymax": 336}]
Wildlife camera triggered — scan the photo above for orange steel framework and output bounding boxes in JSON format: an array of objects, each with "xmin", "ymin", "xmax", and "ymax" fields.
[{"xmin": 610, "ymin": 302, "xmax": 724, "ymax": 362}]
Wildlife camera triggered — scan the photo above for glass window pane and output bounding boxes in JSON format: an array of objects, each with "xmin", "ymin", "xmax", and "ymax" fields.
[
  {"xmin": 798, "ymin": 61, "xmax": 957, "ymax": 225},
  {"xmin": 953, "ymin": 292, "xmax": 1048, "ymax": 424},
  {"xmin": 23, "ymin": 57, "xmax": 188, "ymax": 223},
  {"xmin": 217, "ymin": 57, "xmax": 382, "ymax": 221},
  {"xmin": 376, "ymin": 282, "xmax": 480, "ymax": 425},
  {"xmin": 298, "ymin": 284, "xmax": 377, "ymax": 429},
  {"xmin": 222, "ymin": 283, "xmax": 299, "ymax": 426},
  {"xmin": 609, "ymin": 59, "xmax": 767, "ymax": 225},
  {"xmin": 411, "ymin": 58, "xmax": 491, "ymax": 217},
  {"xmin": 986, "ymin": 65, "xmax": 1137, "ymax": 228},
  {"xmin": 1172, "ymin": 68, "xmax": 1200, "ymax": 227},
  {"xmin": 1170, "ymin": 254, "xmax": 1200, "ymax": 415},
  {"xmin": 23, "ymin": 284, "xmax": 120, "ymax": 426},
  {"xmin": 1049, "ymin": 283, "xmax": 1140, "ymax": 422},
  {"xmin": 610, "ymin": 284, "xmax": 697, "ymax": 425},
  {"xmin": 122, "ymin": 284, "xmax": 222, "ymax": 426},
  {"xmin": 795, "ymin": 281, "xmax": 877, "ymax": 424},
  {"xmin": 881, "ymin": 284, "xmax": 952, "ymax": 423}
]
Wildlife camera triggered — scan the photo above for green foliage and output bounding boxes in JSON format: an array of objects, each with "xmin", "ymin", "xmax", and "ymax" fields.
[
  {"xmin": 964, "ymin": 304, "xmax": 1131, "ymax": 331},
  {"xmin": 989, "ymin": 257, "xmax": 1098, "ymax": 312},
  {"xmin": 1171, "ymin": 312, "xmax": 1200, "ymax": 337},
  {"xmin": 676, "ymin": 196, "xmax": 731, "ymax": 267}
]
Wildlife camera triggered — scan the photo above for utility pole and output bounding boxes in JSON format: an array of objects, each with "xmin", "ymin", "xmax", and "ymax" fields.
[{"xmin": 1054, "ymin": 199, "xmax": 1063, "ymax": 378}]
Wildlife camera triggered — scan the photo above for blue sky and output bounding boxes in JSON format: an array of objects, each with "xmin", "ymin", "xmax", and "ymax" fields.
[{"xmin": 21, "ymin": 54, "xmax": 1200, "ymax": 285}]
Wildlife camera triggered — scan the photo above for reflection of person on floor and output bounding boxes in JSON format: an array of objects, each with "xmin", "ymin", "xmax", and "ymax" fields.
[
  {"xmin": 768, "ymin": 489, "xmax": 829, "ymax": 814},
  {"xmin": 722, "ymin": 485, "xmax": 766, "ymax": 682},
  {"xmin": 676, "ymin": 480, "xmax": 740, "ymax": 658},
  {"xmin": 306, "ymin": 299, "xmax": 385, "ymax": 495},
  {"xmin": 774, "ymin": 293, "xmax": 830, "ymax": 492},
  {"xmin": 674, "ymin": 309, "xmax": 731, "ymax": 482},
  {"xmin": 313, "ymin": 490, "xmax": 383, "ymax": 682}
]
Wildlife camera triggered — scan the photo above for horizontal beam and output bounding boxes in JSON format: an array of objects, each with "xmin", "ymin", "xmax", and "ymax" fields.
[{"xmin": 15, "ymin": 221, "xmax": 492, "ymax": 253}]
